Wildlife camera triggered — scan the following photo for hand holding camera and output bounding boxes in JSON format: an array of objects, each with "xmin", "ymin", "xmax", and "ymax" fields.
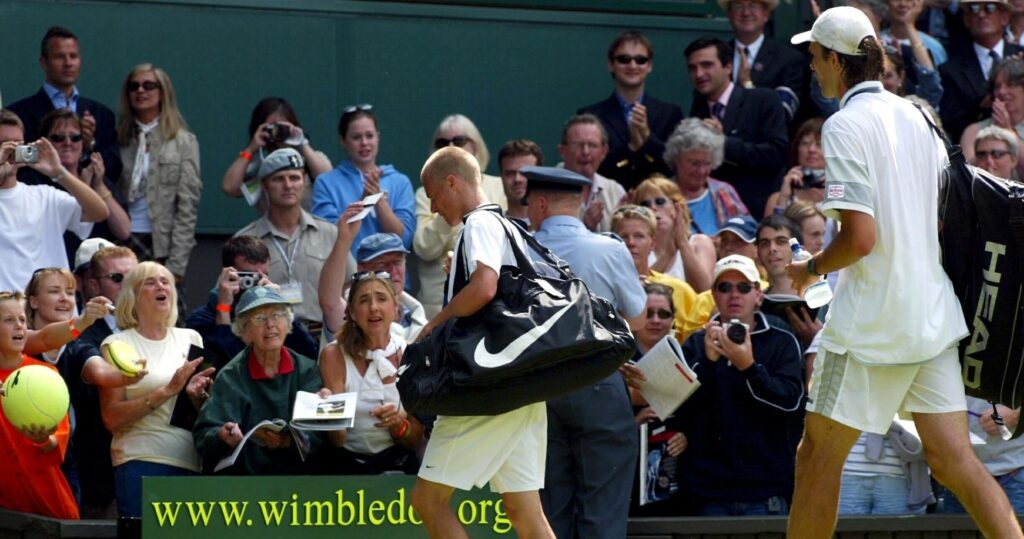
[{"xmin": 705, "ymin": 319, "xmax": 755, "ymax": 369}]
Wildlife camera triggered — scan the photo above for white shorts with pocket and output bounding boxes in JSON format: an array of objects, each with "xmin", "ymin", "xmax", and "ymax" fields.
[
  {"xmin": 808, "ymin": 346, "xmax": 966, "ymax": 434},
  {"xmin": 418, "ymin": 401, "xmax": 547, "ymax": 493}
]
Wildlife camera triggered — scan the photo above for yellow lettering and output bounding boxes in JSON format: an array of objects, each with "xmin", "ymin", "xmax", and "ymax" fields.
[
  {"xmin": 357, "ymin": 489, "xmax": 366, "ymax": 525},
  {"xmin": 185, "ymin": 502, "xmax": 215, "ymax": 526},
  {"xmin": 151, "ymin": 502, "xmax": 181, "ymax": 526},
  {"xmin": 368, "ymin": 500, "xmax": 386, "ymax": 525},
  {"xmin": 387, "ymin": 488, "xmax": 407, "ymax": 524},
  {"xmin": 257, "ymin": 501, "xmax": 288, "ymax": 525},
  {"xmin": 303, "ymin": 500, "xmax": 334, "ymax": 526},
  {"xmin": 493, "ymin": 500, "xmax": 512, "ymax": 534},
  {"xmin": 477, "ymin": 499, "xmax": 494, "ymax": 524},
  {"xmin": 218, "ymin": 501, "xmax": 248, "ymax": 526},
  {"xmin": 336, "ymin": 489, "xmax": 356, "ymax": 526},
  {"xmin": 290, "ymin": 493, "xmax": 299, "ymax": 526},
  {"xmin": 457, "ymin": 499, "xmax": 478, "ymax": 524},
  {"xmin": 408, "ymin": 504, "xmax": 423, "ymax": 525}
]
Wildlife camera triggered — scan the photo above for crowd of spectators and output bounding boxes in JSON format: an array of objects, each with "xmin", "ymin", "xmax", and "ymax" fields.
[{"xmin": 2, "ymin": 1, "xmax": 1023, "ymax": 529}]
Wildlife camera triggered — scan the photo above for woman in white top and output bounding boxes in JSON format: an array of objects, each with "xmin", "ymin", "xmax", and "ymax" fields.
[
  {"xmin": 99, "ymin": 262, "xmax": 213, "ymax": 517},
  {"xmin": 318, "ymin": 271, "xmax": 424, "ymax": 474}
]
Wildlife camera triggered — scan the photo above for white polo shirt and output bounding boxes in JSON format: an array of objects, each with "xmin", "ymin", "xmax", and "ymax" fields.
[{"xmin": 819, "ymin": 81, "xmax": 967, "ymax": 366}]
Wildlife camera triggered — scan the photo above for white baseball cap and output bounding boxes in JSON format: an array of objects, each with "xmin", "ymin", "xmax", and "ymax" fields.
[
  {"xmin": 791, "ymin": 6, "xmax": 876, "ymax": 56},
  {"xmin": 713, "ymin": 254, "xmax": 760, "ymax": 284}
]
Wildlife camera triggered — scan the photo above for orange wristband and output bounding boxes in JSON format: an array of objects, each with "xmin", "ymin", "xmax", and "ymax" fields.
[
  {"xmin": 215, "ymin": 303, "xmax": 232, "ymax": 313},
  {"xmin": 238, "ymin": 150, "xmax": 253, "ymax": 162},
  {"xmin": 393, "ymin": 418, "xmax": 410, "ymax": 439},
  {"xmin": 68, "ymin": 319, "xmax": 81, "ymax": 339}
]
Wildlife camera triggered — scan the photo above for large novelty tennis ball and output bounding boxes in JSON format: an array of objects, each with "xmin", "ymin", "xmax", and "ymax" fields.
[
  {"xmin": 2, "ymin": 364, "xmax": 70, "ymax": 431},
  {"xmin": 107, "ymin": 340, "xmax": 144, "ymax": 375}
]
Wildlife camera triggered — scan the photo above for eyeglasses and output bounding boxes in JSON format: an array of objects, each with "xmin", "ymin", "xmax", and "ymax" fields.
[
  {"xmin": 48, "ymin": 133, "xmax": 83, "ymax": 143},
  {"xmin": 97, "ymin": 273, "xmax": 125, "ymax": 284},
  {"xmin": 614, "ymin": 54, "xmax": 650, "ymax": 65},
  {"xmin": 977, "ymin": 149, "xmax": 1012, "ymax": 159},
  {"xmin": 638, "ymin": 197, "xmax": 670, "ymax": 208},
  {"xmin": 715, "ymin": 281, "xmax": 756, "ymax": 294},
  {"xmin": 127, "ymin": 81, "xmax": 161, "ymax": 92},
  {"xmin": 351, "ymin": 270, "xmax": 391, "ymax": 283},
  {"xmin": 434, "ymin": 135, "xmax": 472, "ymax": 149},
  {"xmin": 249, "ymin": 311, "xmax": 290, "ymax": 326},
  {"xmin": 564, "ymin": 141, "xmax": 603, "ymax": 152},
  {"xmin": 646, "ymin": 308, "xmax": 673, "ymax": 320},
  {"xmin": 967, "ymin": 3, "xmax": 1000, "ymax": 14},
  {"xmin": 342, "ymin": 103, "xmax": 373, "ymax": 115}
]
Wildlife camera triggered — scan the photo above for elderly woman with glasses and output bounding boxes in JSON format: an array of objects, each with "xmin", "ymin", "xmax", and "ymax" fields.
[
  {"xmin": 115, "ymin": 64, "xmax": 201, "ymax": 285},
  {"xmin": 317, "ymin": 271, "xmax": 423, "ymax": 474},
  {"xmin": 39, "ymin": 109, "xmax": 131, "ymax": 243},
  {"xmin": 413, "ymin": 114, "xmax": 509, "ymax": 318},
  {"xmin": 193, "ymin": 286, "xmax": 327, "ymax": 475},
  {"xmin": 633, "ymin": 177, "xmax": 715, "ymax": 292},
  {"xmin": 961, "ymin": 58, "xmax": 1024, "ymax": 180},
  {"xmin": 663, "ymin": 118, "xmax": 750, "ymax": 236},
  {"xmin": 222, "ymin": 97, "xmax": 332, "ymax": 212},
  {"xmin": 98, "ymin": 262, "xmax": 212, "ymax": 517},
  {"xmin": 312, "ymin": 104, "xmax": 416, "ymax": 255},
  {"xmin": 973, "ymin": 125, "xmax": 1021, "ymax": 180}
]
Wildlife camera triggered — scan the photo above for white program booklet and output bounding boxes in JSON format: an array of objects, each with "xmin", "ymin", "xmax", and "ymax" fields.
[{"xmin": 634, "ymin": 336, "xmax": 700, "ymax": 421}]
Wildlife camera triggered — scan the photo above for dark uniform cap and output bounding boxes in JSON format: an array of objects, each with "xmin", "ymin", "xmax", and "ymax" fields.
[{"xmin": 519, "ymin": 166, "xmax": 592, "ymax": 204}]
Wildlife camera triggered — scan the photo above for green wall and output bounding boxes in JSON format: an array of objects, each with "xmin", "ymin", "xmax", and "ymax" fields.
[{"xmin": 0, "ymin": 0, "xmax": 776, "ymax": 233}]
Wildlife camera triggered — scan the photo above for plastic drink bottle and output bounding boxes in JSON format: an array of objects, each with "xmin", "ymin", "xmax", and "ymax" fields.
[{"xmin": 789, "ymin": 238, "xmax": 833, "ymax": 309}]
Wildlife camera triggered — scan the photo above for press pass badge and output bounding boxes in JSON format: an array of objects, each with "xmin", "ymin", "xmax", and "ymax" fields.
[{"xmin": 280, "ymin": 281, "xmax": 303, "ymax": 304}]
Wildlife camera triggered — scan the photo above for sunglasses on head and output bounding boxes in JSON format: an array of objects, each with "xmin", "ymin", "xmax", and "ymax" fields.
[
  {"xmin": 715, "ymin": 281, "xmax": 756, "ymax": 294},
  {"xmin": 638, "ymin": 196, "xmax": 670, "ymax": 208},
  {"xmin": 434, "ymin": 135, "xmax": 472, "ymax": 149},
  {"xmin": 48, "ymin": 133, "xmax": 83, "ymax": 143},
  {"xmin": 342, "ymin": 103, "xmax": 373, "ymax": 114},
  {"xmin": 614, "ymin": 54, "xmax": 650, "ymax": 65},
  {"xmin": 967, "ymin": 2, "xmax": 1000, "ymax": 13},
  {"xmin": 977, "ymin": 149, "xmax": 1011, "ymax": 159},
  {"xmin": 351, "ymin": 270, "xmax": 391, "ymax": 283},
  {"xmin": 127, "ymin": 81, "xmax": 160, "ymax": 92},
  {"xmin": 97, "ymin": 273, "xmax": 125, "ymax": 284},
  {"xmin": 646, "ymin": 308, "xmax": 673, "ymax": 320}
]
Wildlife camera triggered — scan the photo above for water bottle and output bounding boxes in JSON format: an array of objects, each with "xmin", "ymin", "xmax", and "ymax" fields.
[{"xmin": 789, "ymin": 238, "xmax": 833, "ymax": 309}]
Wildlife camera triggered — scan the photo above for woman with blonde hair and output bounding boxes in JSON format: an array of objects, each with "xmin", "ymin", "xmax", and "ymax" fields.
[
  {"xmin": 413, "ymin": 114, "xmax": 508, "ymax": 318},
  {"xmin": 633, "ymin": 177, "xmax": 715, "ymax": 292},
  {"xmin": 99, "ymin": 262, "xmax": 212, "ymax": 517},
  {"xmin": 116, "ymin": 64, "xmax": 201, "ymax": 285}
]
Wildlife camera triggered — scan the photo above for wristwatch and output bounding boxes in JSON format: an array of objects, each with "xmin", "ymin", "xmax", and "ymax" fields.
[{"xmin": 808, "ymin": 257, "xmax": 822, "ymax": 276}]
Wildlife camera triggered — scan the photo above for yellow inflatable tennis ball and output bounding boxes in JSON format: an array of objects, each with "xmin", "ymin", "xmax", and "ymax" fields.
[
  {"xmin": 2, "ymin": 364, "xmax": 70, "ymax": 431},
  {"xmin": 107, "ymin": 340, "xmax": 144, "ymax": 375}
]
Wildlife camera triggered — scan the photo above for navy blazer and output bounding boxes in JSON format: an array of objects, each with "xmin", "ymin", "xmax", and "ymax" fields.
[
  {"xmin": 743, "ymin": 38, "xmax": 808, "ymax": 97},
  {"xmin": 8, "ymin": 87, "xmax": 123, "ymax": 185},
  {"xmin": 578, "ymin": 93, "xmax": 683, "ymax": 190},
  {"xmin": 690, "ymin": 86, "xmax": 789, "ymax": 219},
  {"xmin": 940, "ymin": 43, "xmax": 1024, "ymax": 142}
]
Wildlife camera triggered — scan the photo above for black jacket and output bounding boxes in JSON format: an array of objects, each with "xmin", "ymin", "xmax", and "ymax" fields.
[{"xmin": 940, "ymin": 43, "xmax": 1024, "ymax": 142}]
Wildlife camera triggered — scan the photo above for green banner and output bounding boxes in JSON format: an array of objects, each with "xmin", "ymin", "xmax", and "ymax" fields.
[{"xmin": 142, "ymin": 476, "xmax": 510, "ymax": 537}]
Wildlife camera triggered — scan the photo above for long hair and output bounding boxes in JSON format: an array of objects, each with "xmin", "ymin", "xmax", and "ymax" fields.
[
  {"xmin": 336, "ymin": 275, "xmax": 397, "ymax": 361},
  {"xmin": 116, "ymin": 63, "xmax": 189, "ymax": 145},
  {"xmin": 432, "ymin": 114, "xmax": 490, "ymax": 171},
  {"xmin": 24, "ymin": 268, "xmax": 75, "ymax": 330}
]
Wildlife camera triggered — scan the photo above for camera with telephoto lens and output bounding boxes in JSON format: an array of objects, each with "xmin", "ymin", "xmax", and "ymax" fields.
[
  {"xmin": 725, "ymin": 319, "xmax": 749, "ymax": 344},
  {"xmin": 801, "ymin": 167, "xmax": 826, "ymax": 188},
  {"xmin": 14, "ymin": 145, "xmax": 39, "ymax": 164},
  {"xmin": 236, "ymin": 271, "xmax": 260, "ymax": 291},
  {"xmin": 264, "ymin": 123, "xmax": 290, "ymax": 144}
]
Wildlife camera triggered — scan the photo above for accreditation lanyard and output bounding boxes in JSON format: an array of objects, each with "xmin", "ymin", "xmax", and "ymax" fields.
[{"xmin": 270, "ymin": 232, "xmax": 302, "ymax": 282}]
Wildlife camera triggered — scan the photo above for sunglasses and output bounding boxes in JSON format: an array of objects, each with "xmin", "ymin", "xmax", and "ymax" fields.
[
  {"xmin": 977, "ymin": 149, "xmax": 1012, "ymax": 159},
  {"xmin": 612, "ymin": 204, "xmax": 655, "ymax": 218},
  {"xmin": 48, "ymin": 133, "xmax": 83, "ymax": 143},
  {"xmin": 614, "ymin": 54, "xmax": 650, "ymax": 65},
  {"xmin": 127, "ymin": 81, "xmax": 161, "ymax": 92},
  {"xmin": 638, "ymin": 196, "xmax": 670, "ymax": 208},
  {"xmin": 967, "ymin": 3, "xmax": 1000, "ymax": 13},
  {"xmin": 646, "ymin": 308, "xmax": 673, "ymax": 320},
  {"xmin": 434, "ymin": 135, "xmax": 472, "ymax": 149},
  {"xmin": 351, "ymin": 270, "xmax": 391, "ymax": 283},
  {"xmin": 342, "ymin": 103, "xmax": 373, "ymax": 114},
  {"xmin": 97, "ymin": 273, "xmax": 125, "ymax": 284},
  {"xmin": 715, "ymin": 281, "xmax": 756, "ymax": 294}
]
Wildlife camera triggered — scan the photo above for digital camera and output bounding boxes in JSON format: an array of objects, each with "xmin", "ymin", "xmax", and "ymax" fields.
[
  {"xmin": 725, "ymin": 319, "xmax": 749, "ymax": 344},
  {"xmin": 14, "ymin": 145, "xmax": 39, "ymax": 164},
  {"xmin": 801, "ymin": 168, "xmax": 826, "ymax": 188},
  {"xmin": 264, "ymin": 123, "xmax": 290, "ymax": 144},
  {"xmin": 237, "ymin": 271, "xmax": 260, "ymax": 290}
]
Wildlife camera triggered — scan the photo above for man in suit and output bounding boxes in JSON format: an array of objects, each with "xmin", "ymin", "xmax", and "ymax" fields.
[
  {"xmin": 940, "ymin": 0, "xmax": 1023, "ymax": 141},
  {"xmin": 686, "ymin": 36, "xmax": 789, "ymax": 220},
  {"xmin": 8, "ymin": 26, "xmax": 121, "ymax": 185},
  {"xmin": 578, "ymin": 30, "xmax": 683, "ymax": 190},
  {"xmin": 720, "ymin": 0, "xmax": 809, "ymax": 125}
]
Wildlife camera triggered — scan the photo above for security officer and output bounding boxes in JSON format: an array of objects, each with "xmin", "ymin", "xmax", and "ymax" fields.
[{"xmin": 521, "ymin": 165, "xmax": 646, "ymax": 539}]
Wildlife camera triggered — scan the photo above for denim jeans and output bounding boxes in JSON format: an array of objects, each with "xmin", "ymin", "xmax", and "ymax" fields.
[
  {"xmin": 697, "ymin": 496, "xmax": 789, "ymax": 516},
  {"xmin": 839, "ymin": 473, "xmax": 927, "ymax": 515},
  {"xmin": 942, "ymin": 468, "xmax": 1024, "ymax": 514},
  {"xmin": 114, "ymin": 461, "xmax": 196, "ymax": 517}
]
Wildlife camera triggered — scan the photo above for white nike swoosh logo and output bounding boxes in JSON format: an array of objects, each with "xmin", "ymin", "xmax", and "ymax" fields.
[{"xmin": 473, "ymin": 297, "xmax": 576, "ymax": 368}]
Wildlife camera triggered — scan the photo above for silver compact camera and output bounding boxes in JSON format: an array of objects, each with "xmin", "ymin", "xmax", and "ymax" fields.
[
  {"xmin": 13, "ymin": 145, "xmax": 39, "ymax": 164},
  {"xmin": 724, "ymin": 318, "xmax": 749, "ymax": 344},
  {"xmin": 236, "ymin": 271, "xmax": 260, "ymax": 290}
]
